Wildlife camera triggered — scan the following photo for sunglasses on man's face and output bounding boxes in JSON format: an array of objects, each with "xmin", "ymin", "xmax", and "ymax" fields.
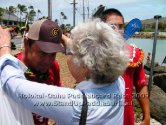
[{"xmin": 107, "ymin": 22, "xmax": 124, "ymax": 30}]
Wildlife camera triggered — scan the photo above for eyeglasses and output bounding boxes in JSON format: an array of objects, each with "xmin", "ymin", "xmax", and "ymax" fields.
[{"xmin": 106, "ymin": 22, "xmax": 124, "ymax": 30}]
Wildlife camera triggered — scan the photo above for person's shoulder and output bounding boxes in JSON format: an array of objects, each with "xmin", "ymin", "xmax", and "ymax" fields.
[
  {"xmin": 50, "ymin": 60, "xmax": 60, "ymax": 71},
  {"xmin": 52, "ymin": 60, "xmax": 60, "ymax": 67},
  {"xmin": 15, "ymin": 51, "xmax": 24, "ymax": 61},
  {"xmin": 128, "ymin": 44, "xmax": 144, "ymax": 68}
]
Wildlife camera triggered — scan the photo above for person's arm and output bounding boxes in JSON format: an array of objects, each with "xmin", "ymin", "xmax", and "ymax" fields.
[
  {"xmin": 61, "ymin": 34, "xmax": 70, "ymax": 48},
  {"xmin": 0, "ymin": 26, "xmax": 82, "ymax": 124},
  {"xmin": 61, "ymin": 34, "xmax": 74, "ymax": 55},
  {"xmin": 0, "ymin": 26, "xmax": 11, "ymax": 56},
  {"xmin": 134, "ymin": 64, "xmax": 150, "ymax": 125},
  {"xmin": 136, "ymin": 85, "xmax": 150, "ymax": 125},
  {"xmin": 0, "ymin": 55, "xmax": 83, "ymax": 124}
]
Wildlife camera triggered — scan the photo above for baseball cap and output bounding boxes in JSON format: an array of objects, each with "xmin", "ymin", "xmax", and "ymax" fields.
[{"xmin": 28, "ymin": 19, "xmax": 65, "ymax": 53}]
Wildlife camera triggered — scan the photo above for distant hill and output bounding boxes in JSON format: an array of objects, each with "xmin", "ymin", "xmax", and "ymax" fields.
[
  {"xmin": 125, "ymin": 17, "xmax": 166, "ymax": 32},
  {"xmin": 141, "ymin": 17, "xmax": 166, "ymax": 25},
  {"xmin": 125, "ymin": 17, "xmax": 166, "ymax": 25}
]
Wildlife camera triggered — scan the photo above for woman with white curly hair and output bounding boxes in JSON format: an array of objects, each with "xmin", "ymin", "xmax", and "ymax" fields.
[
  {"xmin": 66, "ymin": 19, "xmax": 129, "ymax": 84},
  {"xmin": 0, "ymin": 19, "xmax": 129, "ymax": 125}
]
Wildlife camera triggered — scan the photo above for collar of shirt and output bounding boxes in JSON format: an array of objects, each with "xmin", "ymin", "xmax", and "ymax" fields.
[
  {"xmin": 75, "ymin": 79, "xmax": 111, "ymax": 91},
  {"xmin": 0, "ymin": 54, "xmax": 28, "ymax": 72}
]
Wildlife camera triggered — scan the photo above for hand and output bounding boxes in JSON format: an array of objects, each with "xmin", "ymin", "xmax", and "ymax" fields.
[
  {"xmin": 61, "ymin": 34, "xmax": 70, "ymax": 47},
  {"xmin": 0, "ymin": 25, "xmax": 12, "ymax": 56}
]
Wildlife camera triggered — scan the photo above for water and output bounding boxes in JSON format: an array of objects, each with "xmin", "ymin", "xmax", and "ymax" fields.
[{"xmin": 128, "ymin": 38, "xmax": 166, "ymax": 65}]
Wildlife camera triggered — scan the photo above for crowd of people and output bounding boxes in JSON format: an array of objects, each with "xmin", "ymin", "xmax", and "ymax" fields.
[{"xmin": 0, "ymin": 8, "xmax": 150, "ymax": 125}]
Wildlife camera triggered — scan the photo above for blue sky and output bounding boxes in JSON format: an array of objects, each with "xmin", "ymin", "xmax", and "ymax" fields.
[{"xmin": 0, "ymin": 0, "xmax": 166, "ymax": 26}]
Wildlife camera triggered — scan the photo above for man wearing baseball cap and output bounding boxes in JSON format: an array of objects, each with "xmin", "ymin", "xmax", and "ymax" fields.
[{"xmin": 16, "ymin": 19, "xmax": 64, "ymax": 125}]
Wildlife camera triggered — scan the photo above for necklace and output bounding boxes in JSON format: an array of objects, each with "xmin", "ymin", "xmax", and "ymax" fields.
[
  {"xmin": 24, "ymin": 68, "xmax": 50, "ymax": 81},
  {"xmin": 128, "ymin": 45, "xmax": 144, "ymax": 68}
]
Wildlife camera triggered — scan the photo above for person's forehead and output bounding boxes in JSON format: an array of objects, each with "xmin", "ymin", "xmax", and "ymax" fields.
[
  {"xmin": 106, "ymin": 14, "xmax": 123, "ymax": 24},
  {"xmin": 31, "ymin": 42, "xmax": 56, "ymax": 55},
  {"xmin": 30, "ymin": 42, "xmax": 41, "ymax": 51}
]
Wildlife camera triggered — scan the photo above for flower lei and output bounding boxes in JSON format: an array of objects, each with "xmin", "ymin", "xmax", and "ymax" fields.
[
  {"xmin": 24, "ymin": 68, "xmax": 50, "ymax": 81},
  {"xmin": 128, "ymin": 45, "xmax": 144, "ymax": 68}
]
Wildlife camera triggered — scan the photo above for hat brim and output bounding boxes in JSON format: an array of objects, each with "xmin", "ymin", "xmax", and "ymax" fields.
[{"xmin": 36, "ymin": 41, "xmax": 65, "ymax": 53}]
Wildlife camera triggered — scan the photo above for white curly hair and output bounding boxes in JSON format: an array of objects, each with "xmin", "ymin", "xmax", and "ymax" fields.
[{"xmin": 69, "ymin": 19, "xmax": 129, "ymax": 84}]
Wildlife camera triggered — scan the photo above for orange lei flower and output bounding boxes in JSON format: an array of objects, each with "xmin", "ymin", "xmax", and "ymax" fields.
[{"xmin": 128, "ymin": 49, "xmax": 144, "ymax": 68}]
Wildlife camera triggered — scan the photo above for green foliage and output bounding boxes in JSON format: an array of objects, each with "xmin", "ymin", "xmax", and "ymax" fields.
[
  {"xmin": 11, "ymin": 42, "xmax": 16, "ymax": 50},
  {"xmin": 159, "ymin": 22, "xmax": 166, "ymax": 32},
  {"xmin": 28, "ymin": 9, "xmax": 36, "ymax": 21},
  {"xmin": 8, "ymin": 6, "xmax": 16, "ymax": 13},
  {"xmin": 1, "ymin": 4, "xmax": 72, "ymax": 29},
  {"xmin": 0, "ymin": 7, "xmax": 4, "ymax": 20},
  {"xmin": 141, "ymin": 22, "xmax": 166, "ymax": 32},
  {"xmin": 55, "ymin": 19, "xmax": 58, "ymax": 23},
  {"xmin": 60, "ymin": 23, "xmax": 73, "ymax": 33},
  {"xmin": 17, "ymin": 4, "xmax": 27, "ymax": 26},
  {"xmin": 39, "ymin": 16, "xmax": 47, "ymax": 20}
]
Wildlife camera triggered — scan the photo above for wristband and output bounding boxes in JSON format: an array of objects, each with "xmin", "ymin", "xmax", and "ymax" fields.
[{"xmin": 0, "ymin": 44, "xmax": 11, "ymax": 49}]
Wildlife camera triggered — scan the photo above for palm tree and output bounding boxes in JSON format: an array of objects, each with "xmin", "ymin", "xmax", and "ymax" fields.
[
  {"xmin": 55, "ymin": 19, "xmax": 59, "ymax": 24},
  {"xmin": 39, "ymin": 16, "xmax": 47, "ymax": 20},
  {"xmin": 37, "ymin": 9, "xmax": 41, "ymax": 20},
  {"xmin": 25, "ymin": 5, "xmax": 36, "ymax": 23},
  {"xmin": 17, "ymin": 4, "xmax": 27, "ymax": 26},
  {"xmin": 28, "ymin": 5, "xmax": 34, "ymax": 10},
  {"xmin": 25, "ymin": 5, "xmax": 34, "ymax": 23},
  {"xmin": 6, "ymin": 6, "xmax": 16, "ymax": 25},
  {"xmin": 60, "ymin": 12, "xmax": 67, "ymax": 19},
  {"xmin": 17, "ymin": 4, "xmax": 21, "ymax": 24},
  {"xmin": 27, "ymin": 9, "xmax": 36, "ymax": 23},
  {"xmin": 60, "ymin": 12, "xmax": 67, "ymax": 24}
]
